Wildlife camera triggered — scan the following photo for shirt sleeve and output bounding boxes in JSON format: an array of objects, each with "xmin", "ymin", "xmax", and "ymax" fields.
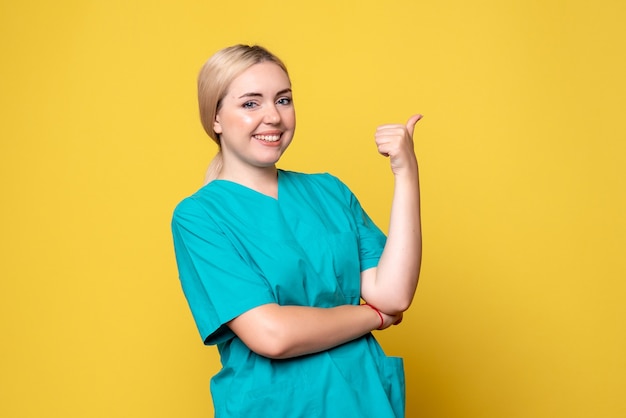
[
  {"xmin": 327, "ymin": 174, "xmax": 387, "ymax": 271},
  {"xmin": 171, "ymin": 196, "xmax": 276, "ymax": 345}
]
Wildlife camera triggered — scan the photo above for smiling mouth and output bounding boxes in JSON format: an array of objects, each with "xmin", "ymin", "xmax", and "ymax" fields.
[{"xmin": 253, "ymin": 134, "xmax": 281, "ymax": 142}]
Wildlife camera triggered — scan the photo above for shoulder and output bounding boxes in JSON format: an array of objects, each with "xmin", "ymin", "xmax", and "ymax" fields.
[{"xmin": 172, "ymin": 183, "xmax": 223, "ymax": 224}]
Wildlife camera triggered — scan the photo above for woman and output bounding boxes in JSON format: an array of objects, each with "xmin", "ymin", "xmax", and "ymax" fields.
[{"xmin": 172, "ymin": 44, "xmax": 422, "ymax": 417}]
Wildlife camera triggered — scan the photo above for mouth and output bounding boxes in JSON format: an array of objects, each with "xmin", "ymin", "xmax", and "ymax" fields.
[{"xmin": 253, "ymin": 133, "xmax": 281, "ymax": 143}]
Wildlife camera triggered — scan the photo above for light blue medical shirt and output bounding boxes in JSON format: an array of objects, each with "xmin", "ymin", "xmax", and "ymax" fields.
[{"xmin": 172, "ymin": 170, "xmax": 405, "ymax": 417}]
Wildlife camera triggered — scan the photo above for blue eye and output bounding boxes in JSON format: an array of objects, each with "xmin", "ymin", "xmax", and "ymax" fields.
[
  {"xmin": 276, "ymin": 97, "xmax": 292, "ymax": 106},
  {"xmin": 242, "ymin": 101, "xmax": 257, "ymax": 109}
]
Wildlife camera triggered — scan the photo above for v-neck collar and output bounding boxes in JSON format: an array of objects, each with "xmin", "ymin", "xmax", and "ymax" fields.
[{"xmin": 210, "ymin": 169, "xmax": 284, "ymax": 201}]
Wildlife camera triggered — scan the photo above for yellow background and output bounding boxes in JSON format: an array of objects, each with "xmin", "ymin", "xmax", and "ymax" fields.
[{"xmin": 1, "ymin": 1, "xmax": 625, "ymax": 417}]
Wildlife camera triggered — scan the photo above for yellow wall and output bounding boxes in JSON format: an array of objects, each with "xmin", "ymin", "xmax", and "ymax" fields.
[{"xmin": 2, "ymin": 1, "xmax": 625, "ymax": 417}]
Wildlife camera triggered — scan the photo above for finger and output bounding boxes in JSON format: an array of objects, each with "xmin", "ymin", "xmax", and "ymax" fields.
[
  {"xmin": 405, "ymin": 114, "xmax": 423, "ymax": 137},
  {"xmin": 375, "ymin": 125, "xmax": 405, "ymax": 137},
  {"xmin": 376, "ymin": 144, "xmax": 390, "ymax": 157},
  {"xmin": 374, "ymin": 125, "xmax": 406, "ymax": 138}
]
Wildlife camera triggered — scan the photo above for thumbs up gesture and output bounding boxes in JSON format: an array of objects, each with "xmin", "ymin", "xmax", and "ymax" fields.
[{"xmin": 375, "ymin": 114, "xmax": 422, "ymax": 176}]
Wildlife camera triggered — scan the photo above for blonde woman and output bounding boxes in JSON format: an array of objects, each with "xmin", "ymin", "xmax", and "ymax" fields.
[{"xmin": 172, "ymin": 44, "xmax": 422, "ymax": 417}]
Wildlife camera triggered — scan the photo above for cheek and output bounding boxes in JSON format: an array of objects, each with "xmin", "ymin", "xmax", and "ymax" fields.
[
  {"xmin": 234, "ymin": 113, "xmax": 256, "ymax": 129},
  {"xmin": 222, "ymin": 112, "xmax": 256, "ymax": 132},
  {"xmin": 282, "ymin": 109, "xmax": 296, "ymax": 127}
]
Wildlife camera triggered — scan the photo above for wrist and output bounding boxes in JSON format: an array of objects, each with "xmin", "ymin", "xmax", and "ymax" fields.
[
  {"xmin": 393, "ymin": 165, "xmax": 419, "ymax": 182},
  {"xmin": 362, "ymin": 303, "xmax": 384, "ymax": 330}
]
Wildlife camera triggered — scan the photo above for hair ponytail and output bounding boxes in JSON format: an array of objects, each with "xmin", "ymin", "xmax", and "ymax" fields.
[{"xmin": 203, "ymin": 150, "xmax": 223, "ymax": 185}]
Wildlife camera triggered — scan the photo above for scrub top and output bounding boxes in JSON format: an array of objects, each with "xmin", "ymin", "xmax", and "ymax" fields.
[{"xmin": 171, "ymin": 170, "xmax": 405, "ymax": 418}]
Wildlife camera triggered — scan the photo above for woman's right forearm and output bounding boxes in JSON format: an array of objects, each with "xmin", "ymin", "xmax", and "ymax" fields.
[{"xmin": 227, "ymin": 303, "xmax": 397, "ymax": 359}]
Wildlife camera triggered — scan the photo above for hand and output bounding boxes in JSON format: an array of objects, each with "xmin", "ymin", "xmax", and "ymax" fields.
[
  {"xmin": 379, "ymin": 310, "xmax": 403, "ymax": 330},
  {"xmin": 374, "ymin": 114, "xmax": 422, "ymax": 176}
]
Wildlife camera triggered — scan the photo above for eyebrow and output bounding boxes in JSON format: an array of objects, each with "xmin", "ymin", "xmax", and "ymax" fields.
[{"xmin": 238, "ymin": 88, "xmax": 292, "ymax": 99}]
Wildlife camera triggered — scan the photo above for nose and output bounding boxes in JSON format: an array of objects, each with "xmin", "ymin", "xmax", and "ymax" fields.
[{"xmin": 264, "ymin": 104, "xmax": 281, "ymax": 124}]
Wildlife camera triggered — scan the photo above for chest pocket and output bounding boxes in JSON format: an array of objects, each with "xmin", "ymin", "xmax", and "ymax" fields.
[
  {"xmin": 245, "ymin": 228, "xmax": 362, "ymax": 307},
  {"xmin": 298, "ymin": 230, "xmax": 361, "ymax": 305},
  {"xmin": 323, "ymin": 231, "xmax": 361, "ymax": 298}
]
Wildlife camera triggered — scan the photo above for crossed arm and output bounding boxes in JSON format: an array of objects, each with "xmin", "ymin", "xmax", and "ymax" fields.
[{"xmin": 228, "ymin": 115, "xmax": 423, "ymax": 359}]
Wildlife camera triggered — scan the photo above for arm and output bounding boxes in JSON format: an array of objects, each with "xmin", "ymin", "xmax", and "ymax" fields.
[
  {"xmin": 360, "ymin": 114, "xmax": 423, "ymax": 315},
  {"xmin": 227, "ymin": 303, "xmax": 401, "ymax": 359},
  {"xmin": 173, "ymin": 198, "xmax": 403, "ymax": 358}
]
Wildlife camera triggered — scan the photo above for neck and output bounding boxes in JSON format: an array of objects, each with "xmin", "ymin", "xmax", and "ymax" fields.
[{"xmin": 218, "ymin": 165, "xmax": 279, "ymax": 198}]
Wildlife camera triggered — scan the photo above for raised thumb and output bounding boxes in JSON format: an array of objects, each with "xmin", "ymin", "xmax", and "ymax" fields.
[{"xmin": 406, "ymin": 114, "xmax": 423, "ymax": 135}]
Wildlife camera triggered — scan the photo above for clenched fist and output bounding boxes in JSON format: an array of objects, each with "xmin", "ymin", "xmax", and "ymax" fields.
[{"xmin": 375, "ymin": 114, "xmax": 422, "ymax": 176}]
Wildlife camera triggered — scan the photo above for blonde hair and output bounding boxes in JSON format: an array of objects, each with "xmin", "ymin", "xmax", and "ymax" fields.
[{"xmin": 197, "ymin": 44, "xmax": 289, "ymax": 184}]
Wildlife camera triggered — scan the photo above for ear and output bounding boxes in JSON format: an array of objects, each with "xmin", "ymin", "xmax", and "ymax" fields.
[{"xmin": 213, "ymin": 114, "xmax": 223, "ymax": 134}]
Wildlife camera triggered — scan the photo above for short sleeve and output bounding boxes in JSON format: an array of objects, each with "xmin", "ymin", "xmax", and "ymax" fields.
[
  {"xmin": 171, "ymin": 197, "xmax": 276, "ymax": 345},
  {"xmin": 328, "ymin": 175, "xmax": 387, "ymax": 271}
]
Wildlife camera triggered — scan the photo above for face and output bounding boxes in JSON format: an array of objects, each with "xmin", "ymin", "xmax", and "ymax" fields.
[{"xmin": 214, "ymin": 62, "xmax": 295, "ymax": 176}]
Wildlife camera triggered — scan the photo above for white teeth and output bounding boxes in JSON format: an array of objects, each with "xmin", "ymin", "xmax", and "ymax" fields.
[{"xmin": 254, "ymin": 134, "xmax": 280, "ymax": 142}]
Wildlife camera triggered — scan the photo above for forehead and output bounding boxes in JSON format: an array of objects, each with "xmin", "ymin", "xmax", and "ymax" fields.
[{"xmin": 227, "ymin": 62, "xmax": 291, "ymax": 95}]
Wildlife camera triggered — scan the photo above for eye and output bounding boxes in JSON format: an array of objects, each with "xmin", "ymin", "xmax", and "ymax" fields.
[
  {"xmin": 276, "ymin": 97, "xmax": 292, "ymax": 106},
  {"xmin": 242, "ymin": 101, "xmax": 258, "ymax": 109}
]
